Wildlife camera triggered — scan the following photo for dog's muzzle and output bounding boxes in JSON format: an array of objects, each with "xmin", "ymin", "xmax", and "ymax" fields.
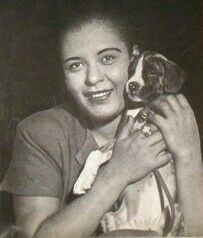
[
  {"xmin": 128, "ymin": 81, "xmax": 156, "ymax": 100},
  {"xmin": 128, "ymin": 81, "xmax": 140, "ymax": 96}
]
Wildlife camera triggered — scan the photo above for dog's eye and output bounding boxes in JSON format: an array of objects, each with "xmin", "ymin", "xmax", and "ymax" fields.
[{"xmin": 147, "ymin": 71, "xmax": 158, "ymax": 77}]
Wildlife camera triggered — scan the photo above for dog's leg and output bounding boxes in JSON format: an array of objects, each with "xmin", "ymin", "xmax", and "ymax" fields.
[{"xmin": 73, "ymin": 150, "xmax": 112, "ymax": 195}]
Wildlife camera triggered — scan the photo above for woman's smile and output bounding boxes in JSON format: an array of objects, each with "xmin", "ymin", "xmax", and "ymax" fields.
[{"xmin": 84, "ymin": 89, "xmax": 113, "ymax": 103}]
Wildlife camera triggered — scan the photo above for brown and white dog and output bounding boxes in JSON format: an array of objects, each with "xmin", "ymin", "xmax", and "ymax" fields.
[
  {"xmin": 73, "ymin": 51, "xmax": 186, "ymax": 236},
  {"xmin": 126, "ymin": 51, "xmax": 186, "ymax": 103}
]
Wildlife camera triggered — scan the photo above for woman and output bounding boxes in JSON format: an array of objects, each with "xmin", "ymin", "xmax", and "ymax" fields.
[{"xmin": 1, "ymin": 2, "xmax": 203, "ymax": 237}]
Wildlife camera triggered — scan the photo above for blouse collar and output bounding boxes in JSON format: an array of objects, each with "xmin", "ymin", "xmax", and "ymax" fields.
[{"xmin": 75, "ymin": 128, "xmax": 99, "ymax": 165}]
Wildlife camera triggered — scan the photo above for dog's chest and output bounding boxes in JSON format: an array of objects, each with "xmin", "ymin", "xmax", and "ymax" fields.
[
  {"xmin": 119, "ymin": 160, "xmax": 176, "ymax": 213},
  {"xmin": 100, "ymin": 109, "xmax": 177, "ymax": 234},
  {"xmin": 101, "ymin": 162, "xmax": 176, "ymax": 234}
]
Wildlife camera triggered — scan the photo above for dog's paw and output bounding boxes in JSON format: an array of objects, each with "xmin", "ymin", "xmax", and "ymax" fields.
[
  {"xmin": 73, "ymin": 169, "xmax": 94, "ymax": 194},
  {"xmin": 73, "ymin": 150, "xmax": 111, "ymax": 195}
]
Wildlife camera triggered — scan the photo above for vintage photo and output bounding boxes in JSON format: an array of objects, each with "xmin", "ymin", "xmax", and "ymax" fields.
[{"xmin": 0, "ymin": 0, "xmax": 203, "ymax": 237}]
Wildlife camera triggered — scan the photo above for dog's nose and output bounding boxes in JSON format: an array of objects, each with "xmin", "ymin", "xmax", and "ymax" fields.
[{"xmin": 128, "ymin": 81, "xmax": 140, "ymax": 95}]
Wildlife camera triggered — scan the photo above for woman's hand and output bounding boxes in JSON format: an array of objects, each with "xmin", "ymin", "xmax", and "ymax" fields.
[
  {"xmin": 148, "ymin": 94, "xmax": 203, "ymax": 236},
  {"xmin": 108, "ymin": 116, "xmax": 172, "ymax": 185},
  {"xmin": 149, "ymin": 94, "xmax": 201, "ymax": 165}
]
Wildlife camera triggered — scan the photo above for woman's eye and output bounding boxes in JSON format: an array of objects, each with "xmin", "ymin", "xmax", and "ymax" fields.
[
  {"xmin": 101, "ymin": 55, "xmax": 115, "ymax": 64},
  {"xmin": 68, "ymin": 62, "xmax": 83, "ymax": 72}
]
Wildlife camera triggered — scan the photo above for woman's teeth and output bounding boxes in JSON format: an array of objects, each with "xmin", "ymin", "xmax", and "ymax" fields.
[
  {"xmin": 87, "ymin": 90, "xmax": 112, "ymax": 101},
  {"xmin": 91, "ymin": 91, "xmax": 110, "ymax": 98}
]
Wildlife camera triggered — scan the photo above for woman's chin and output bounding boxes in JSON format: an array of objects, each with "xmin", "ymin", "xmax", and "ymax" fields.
[
  {"xmin": 87, "ymin": 109, "xmax": 122, "ymax": 124},
  {"xmin": 89, "ymin": 112, "xmax": 118, "ymax": 122}
]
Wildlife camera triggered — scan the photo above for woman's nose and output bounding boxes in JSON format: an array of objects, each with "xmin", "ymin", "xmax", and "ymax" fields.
[{"xmin": 85, "ymin": 63, "xmax": 103, "ymax": 86}]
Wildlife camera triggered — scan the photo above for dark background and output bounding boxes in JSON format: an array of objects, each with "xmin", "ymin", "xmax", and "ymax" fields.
[{"xmin": 0, "ymin": 0, "xmax": 202, "ymax": 231}]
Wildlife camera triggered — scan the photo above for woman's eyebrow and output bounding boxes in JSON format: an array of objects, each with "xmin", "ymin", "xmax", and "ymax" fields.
[
  {"xmin": 97, "ymin": 48, "xmax": 122, "ymax": 55},
  {"xmin": 63, "ymin": 48, "xmax": 121, "ymax": 63},
  {"xmin": 63, "ymin": 56, "xmax": 81, "ymax": 63}
]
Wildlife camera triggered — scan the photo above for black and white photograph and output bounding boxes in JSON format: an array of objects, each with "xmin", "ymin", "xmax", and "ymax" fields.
[{"xmin": 0, "ymin": 0, "xmax": 203, "ymax": 237}]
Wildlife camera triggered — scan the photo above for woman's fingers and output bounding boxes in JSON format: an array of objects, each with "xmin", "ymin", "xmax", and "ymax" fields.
[
  {"xmin": 176, "ymin": 94, "xmax": 191, "ymax": 109},
  {"xmin": 151, "ymin": 94, "xmax": 190, "ymax": 114},
  {"xmin": 165, "ymin": 95, "xmax": 180, "ymax": 111},
  {"xmin": 117, "ymin": 116, "xmax": 134, "ymax": 140},
  {"xmin": 151, "ymin": 98, "xmax": 173, "ymax": 118},
  {"xmin": 144, "ymin": 123, "xmax": 159, "ymax": 133},
  {"xmin": 153, "ymin": 152, "xmax": 172, "ymax": 168},
  {"xmin": 148, "ymin": 110, "xmax": 166, "ymax": 129},
  {"xmin": 152, "ymin": 140, "xmax": 166, "ymax": 156},
  {"xmin": 146, "ymin": 131, "xmax": 163, "ymax": 144},
  {"xmin": 149, "ymin": 124, "xmax": 159, "ymax": 133}
]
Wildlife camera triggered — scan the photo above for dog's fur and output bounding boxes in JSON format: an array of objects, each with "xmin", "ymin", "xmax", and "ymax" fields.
[
  {"xmin": 126, "ymin": 51, "xmax": 186, "ymax": 103},
  {"xmin": 73, "ymin": 51, "xmax": 186, "ymax": 236}
]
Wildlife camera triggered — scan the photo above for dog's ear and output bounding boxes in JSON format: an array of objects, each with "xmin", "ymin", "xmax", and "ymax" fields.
[
  {"xmin": 128, "ymin": 55, "xmax": 139, "ymax": 78},
  {"xmin": 163, "ymin": 60, "xmax": 187, "ymax": 93},
  {"xmin": 128, "ymin": 45, "xmax": 140, "ymax": 78},
  {"xmin": 132, "ymin": 45, "xmax": 139, "ymax": 57}
]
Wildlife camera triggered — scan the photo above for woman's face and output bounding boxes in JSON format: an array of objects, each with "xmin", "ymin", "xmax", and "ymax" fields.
[{"xmin": 61, "ymin": 20, "xmax": 132, "ymax": 122}]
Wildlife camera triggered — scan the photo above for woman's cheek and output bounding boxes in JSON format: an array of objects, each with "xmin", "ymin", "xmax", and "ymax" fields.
[
  {"xmin": 105, "ymin": 63, "xmax": 129, "ymax": 85},
  {"xmin": 65, "ymin": 71, "xmax": 84, "ymax": 91}
]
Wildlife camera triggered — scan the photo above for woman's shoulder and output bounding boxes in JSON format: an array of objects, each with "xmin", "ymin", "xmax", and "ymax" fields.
[{"xmin": 17, "ymin": 104, "xmax": 85, "ymax": 139}]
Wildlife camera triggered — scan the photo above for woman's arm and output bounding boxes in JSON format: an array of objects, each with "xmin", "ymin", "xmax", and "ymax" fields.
[
  {"xmin": 175, "ymin": 154, "xmax": 203, "ymax": 236},
  {"xmin": 14, "ymin": 167, "xmax": 127, "ymax": 238},
  {"xmin": 15, "ymin": 116, "xmax": 171, "ymax": 238},
  {"xmin": 149, "ymin": 94, "xmax": 203, "ymax": 236},
  {"xmin": 13, "ymin": 196, "xmax": 60, "ymax": 238}
]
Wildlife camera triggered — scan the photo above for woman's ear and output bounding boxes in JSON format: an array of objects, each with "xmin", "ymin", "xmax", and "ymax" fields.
[{"xmin": 131, "ymin": 45, "xmax": 139, "ymax": 62}]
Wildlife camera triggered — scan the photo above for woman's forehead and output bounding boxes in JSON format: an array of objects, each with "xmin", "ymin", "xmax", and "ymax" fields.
[{"xmin": 61, "ymin": 21, "xmax": 128, "ymax": 58}]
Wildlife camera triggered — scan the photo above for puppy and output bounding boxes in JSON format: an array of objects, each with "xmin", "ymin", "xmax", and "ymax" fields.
[
  {"xmin": 126, "ymin": 51, "xmax": 186, "ymax": 103},
  {"xmin": 73, "ymin": 51, "xmax": 186, "ymax": 236}
]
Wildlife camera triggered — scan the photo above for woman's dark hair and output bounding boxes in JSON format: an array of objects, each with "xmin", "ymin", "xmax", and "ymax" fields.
[{"xmin": 59, "ymin": 0, "xmax": 136, "ymax": 53}]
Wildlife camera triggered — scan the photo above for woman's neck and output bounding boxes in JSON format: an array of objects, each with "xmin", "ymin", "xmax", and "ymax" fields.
[{"xmin": 91, "ymin": 114, "xmax": 123, "ymax": 147}]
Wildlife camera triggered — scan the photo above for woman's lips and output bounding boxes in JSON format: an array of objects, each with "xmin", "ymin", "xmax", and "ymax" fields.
[{"xmin": 85, "ymin": 89, "xmax": 113, "ymax": 102}]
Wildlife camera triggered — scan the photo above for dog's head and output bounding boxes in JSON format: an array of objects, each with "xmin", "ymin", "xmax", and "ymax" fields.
[{"xmin": 126, "ymin": 51, "xmax": 187, "ymax": 103}]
